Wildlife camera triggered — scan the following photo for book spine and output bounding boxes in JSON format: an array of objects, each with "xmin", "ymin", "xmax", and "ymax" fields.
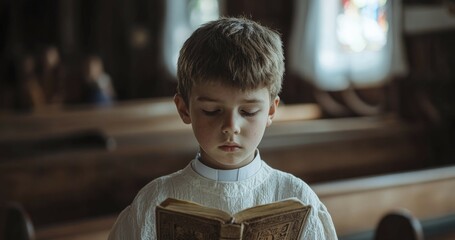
[{"xmin": 219, "ymin": 223, "xmax": 243, "ymax": 239}]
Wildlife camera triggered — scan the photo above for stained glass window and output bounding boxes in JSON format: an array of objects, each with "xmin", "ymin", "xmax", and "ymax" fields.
[
  {"xmin": 289, "ymin": 0, "xmax": 407, "ymax": 92},
  {"xmin": 337, "ymin": 0, "xmax": 389, "ymax": 52}
]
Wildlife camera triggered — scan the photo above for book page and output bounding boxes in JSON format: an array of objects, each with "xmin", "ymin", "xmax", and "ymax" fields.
[
  {"xmin": 233, "ymin": 198, "xmax": 311, "ymax": 240},
  {"xmin": 233, "ymin": 198, "xmax": 307, "ymax": 222},
  {"xmin": 241, "ymin": 208, "xmax": 310, "ymax": 240},
  {"xmin": 159, "ymin": 198, "xmax": 232, "ymax": 222}
]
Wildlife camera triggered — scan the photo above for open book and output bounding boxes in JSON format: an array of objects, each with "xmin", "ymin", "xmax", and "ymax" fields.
[{"xmin": 156, "ymin": 198, "xmax": 311, "ymax": 240}]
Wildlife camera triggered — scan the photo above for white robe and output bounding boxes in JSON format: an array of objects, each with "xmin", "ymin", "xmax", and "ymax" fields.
[{"xmin": 108, "ymin": 156, "xmax": 338, "ymax": 240}]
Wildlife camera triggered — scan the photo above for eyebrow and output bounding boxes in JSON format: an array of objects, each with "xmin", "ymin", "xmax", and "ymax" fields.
[{"xmin": 196, "ymin": 96, "xmax": 265, "ymax": 104}]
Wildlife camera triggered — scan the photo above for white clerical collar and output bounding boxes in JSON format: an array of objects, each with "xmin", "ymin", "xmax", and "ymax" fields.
[{"xmin": 192, "ymin": 150, "xmax": 262, "ymax": 182}]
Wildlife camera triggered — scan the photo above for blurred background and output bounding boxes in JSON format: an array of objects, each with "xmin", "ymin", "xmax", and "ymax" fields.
[{"xmin": 0, "ymin": 0, "xmax": 454, "ymax": 239}]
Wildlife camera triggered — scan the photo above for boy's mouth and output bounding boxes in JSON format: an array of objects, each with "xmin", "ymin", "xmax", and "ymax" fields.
[{"xmin": 219, "ymin": 143, "xmax": 241, "ymax": 152}]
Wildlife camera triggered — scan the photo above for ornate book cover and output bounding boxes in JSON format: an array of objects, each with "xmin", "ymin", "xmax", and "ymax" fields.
[{"xmin": 156, "ymin": 198, "xmax": 311, "ymax": 240}]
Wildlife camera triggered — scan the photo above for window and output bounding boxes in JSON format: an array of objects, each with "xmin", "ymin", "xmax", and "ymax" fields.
[
  {"xmin": 289, "ymin": 0, "xmax": 408, "ymax": 91},
  {"xmin": 337, "ymin": 0, "xmax": 388, "ymax": 53},
  {"xmin": 163, "ymin": 0, "xmax": 221, "ymax": 78}
]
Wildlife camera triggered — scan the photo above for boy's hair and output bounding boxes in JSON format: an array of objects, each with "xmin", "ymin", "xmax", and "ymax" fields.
[{"xmin": 177, "ymin": 17, "xmax": 284, "ymax": 103}]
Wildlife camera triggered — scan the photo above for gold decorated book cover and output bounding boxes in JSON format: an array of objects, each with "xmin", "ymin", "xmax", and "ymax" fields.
[{"xmin": 156, "ymin": 198, "xmax": 311, "ymax": 240}]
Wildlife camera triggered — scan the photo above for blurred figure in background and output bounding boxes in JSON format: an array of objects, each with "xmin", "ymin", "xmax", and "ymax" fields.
[
  {"xmin": 82, "ymin": 55, "xmax": 116, "ymax": 106},
  {"xmin": 18, "ymin": 54, "xmax": 46, "ymax": 110},
  {"xmin": 38, "ymin": 46, "xmax": 66, "ymax": 107},
  {"xmin": 3, "ymin": 52, "xmax": 47, "ymax": 112}
]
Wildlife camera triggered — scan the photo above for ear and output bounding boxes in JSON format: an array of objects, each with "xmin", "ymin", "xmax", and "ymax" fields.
[
  {"xmin": 267, "ymin": 96, "xmax": 280, "ymax": 127},
  {"xmin": 174, "ymin": 94, "xmax": 192, "ymax": 124}
]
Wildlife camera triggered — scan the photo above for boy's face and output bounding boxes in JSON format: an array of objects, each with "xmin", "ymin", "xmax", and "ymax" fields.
[{"xmin": 175, "ymin": 81, "xmax": 279, "ymax": 170}]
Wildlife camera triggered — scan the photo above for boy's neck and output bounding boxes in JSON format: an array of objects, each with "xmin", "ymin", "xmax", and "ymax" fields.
[
  {"xmin": 198, "ymin": 149, "xmax": 256, "ymax": 170},
  {"xmin": 193, "ymin": 151, "xmax": 262, "ymax": 181}
]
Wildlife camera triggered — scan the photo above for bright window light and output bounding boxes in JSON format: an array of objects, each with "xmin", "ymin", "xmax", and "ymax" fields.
[
  {"xmin": 289, "ymin": 0, "xmax": 408, "ymax": 91},
  {"xmin": 163, "ymin": 0, "xmax": 220, "ymax": 78},
  {"xmin": 337, "ymin": 0, "xmax": 388, "ymax": 52}
]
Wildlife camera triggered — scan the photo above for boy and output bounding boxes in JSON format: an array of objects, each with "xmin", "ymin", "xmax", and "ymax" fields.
[{"xmin": 108, "ymin": 17, "xmax": 337, "ymax": 239}]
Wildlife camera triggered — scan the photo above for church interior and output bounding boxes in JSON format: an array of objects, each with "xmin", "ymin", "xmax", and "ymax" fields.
[{"xmin": 0, "ymin": 0, "xmax": 454, "ymax": 239}]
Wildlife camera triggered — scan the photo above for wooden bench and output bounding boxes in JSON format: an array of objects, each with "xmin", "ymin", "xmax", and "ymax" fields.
[
  {"xmin": 312, "ymin": 165, "xmax": 455, "ymax": 239},
  {"xmin": 0, "ymin": 97, "xmax": 320, "ymax": 143},
  {"xmin": 0, "ymin": 98, "xmax": 179, "ymax": 142},
  {"xmin": 35, "ymin": 215, "xmax": 115, "ymax": 240},
  {"xmin": 0, "ymin": 129, "xmax": 115, "ymax": 160},
  {"xmin": 261, "ymin": 115, "xmax": 429, "ymax": 182}
]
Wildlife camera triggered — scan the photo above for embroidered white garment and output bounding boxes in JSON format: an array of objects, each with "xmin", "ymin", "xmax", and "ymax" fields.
[{"xmin": 108, "ymin": 153, "xmax": 338, "ymax": 240}]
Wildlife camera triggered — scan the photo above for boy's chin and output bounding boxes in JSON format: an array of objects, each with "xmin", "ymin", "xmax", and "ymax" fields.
[{"xmin": 215, "ymin": 155, "xmax": 253, "ymax": 169}]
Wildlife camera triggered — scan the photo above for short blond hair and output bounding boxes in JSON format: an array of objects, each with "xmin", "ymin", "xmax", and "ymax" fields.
[{"xmin": 177, "ymin": 17, "xmax": 284, "ymax": 103}]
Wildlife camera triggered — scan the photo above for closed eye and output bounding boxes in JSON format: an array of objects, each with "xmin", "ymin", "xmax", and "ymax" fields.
[
  {"xmin": 202, "ymin": 109, "xmax": 221, "ymax": 116},
  {"xmin": 241, "ymin": 110, "xmax": 259, "ymax": 117}
]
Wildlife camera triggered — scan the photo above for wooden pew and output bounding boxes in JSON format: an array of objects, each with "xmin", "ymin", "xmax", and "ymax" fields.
[
  {"xmin": 0, "ymin": 129, "xmax": 115, "ymax": 160},
  {"xmin": 0, "ymin": 97, "xmax": 321, "ymax": 143},
  {"xmin": 312, "ymin": 165, "xmax": 455, "ymax": 239},
  {"xmin": 0, "ymin": 145, "xmax": 196, "ymax": 227},
  {"xmin": 0, "ymin": 98, "xmax": 178, "ymax": 142},
  {"xmin": 35, "ymin": 215, "xmax": 115, "ymax": 240},
  {"xmin": 261, "ymin": 115, "xmax": 429, "ymax": 182},
  {"xmin": 30, "ymin": 165, "xmax": 455, "ymax": 240}
]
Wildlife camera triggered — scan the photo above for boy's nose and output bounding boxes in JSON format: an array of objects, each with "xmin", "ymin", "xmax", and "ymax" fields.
[{"xmin": 221, "ymin": 114, "xmax": 241, "ymax": 135}]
